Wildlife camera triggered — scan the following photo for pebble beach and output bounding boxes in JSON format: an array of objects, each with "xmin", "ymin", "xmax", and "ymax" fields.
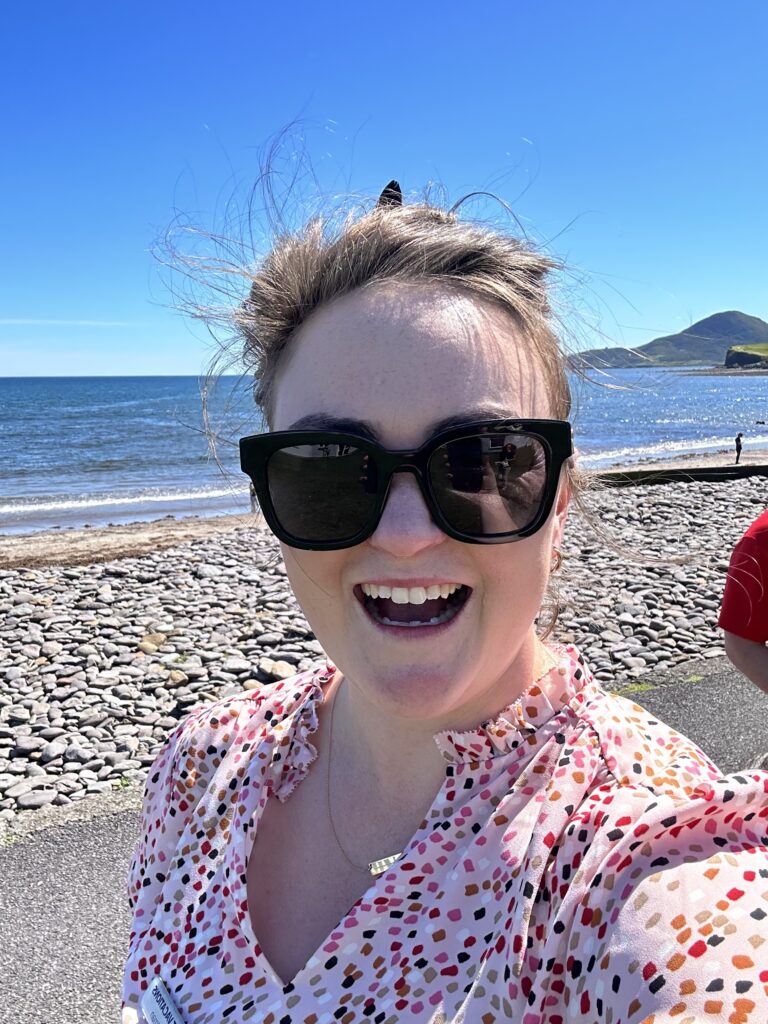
[{"xmin": 0, "ymin": 474, "xmax": 765, "ymax": 825}]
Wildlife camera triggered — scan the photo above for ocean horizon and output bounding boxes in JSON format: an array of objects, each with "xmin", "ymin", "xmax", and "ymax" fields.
[{"xmin": 1, "ymin": 370, "xmax": 767, "ymax": 535}]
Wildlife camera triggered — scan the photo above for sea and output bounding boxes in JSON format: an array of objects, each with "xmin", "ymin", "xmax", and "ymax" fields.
[{"xmin": 1, "ymin": 370, "xmax": 767, "ymax": 535}]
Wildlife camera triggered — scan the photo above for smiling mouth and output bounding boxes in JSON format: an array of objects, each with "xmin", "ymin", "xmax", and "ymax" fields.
[{"xmin": 355, "ymin": 583, "xmax": 473, "ymax": 628}]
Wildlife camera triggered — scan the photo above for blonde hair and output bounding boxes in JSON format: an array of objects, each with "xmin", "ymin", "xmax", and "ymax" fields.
[{"xmin": 234, "ymin": 200, "xmax": 572, "ymax": 435}]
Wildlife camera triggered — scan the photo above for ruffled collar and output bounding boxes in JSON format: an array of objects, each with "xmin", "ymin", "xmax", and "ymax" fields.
[
  {"xmin": 267, "ymin": 644, "xmax": 597, "ymax": 798},
  {"xmin": 431, "ymin": 644, "xmax": 595, "ymax": 762}
]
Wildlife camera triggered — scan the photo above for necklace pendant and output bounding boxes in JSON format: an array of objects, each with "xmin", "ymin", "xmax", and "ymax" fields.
[{"xmin": 368, "ymin": 852, "xmax": 402, "ymax": 877}]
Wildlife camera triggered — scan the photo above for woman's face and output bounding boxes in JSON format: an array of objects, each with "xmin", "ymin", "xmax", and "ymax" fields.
[{"xmin": 271, "ymin": 282, "xmax": 569, "ymax": 723}]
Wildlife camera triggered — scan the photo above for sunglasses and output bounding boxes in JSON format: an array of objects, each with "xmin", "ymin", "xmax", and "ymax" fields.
[{"xmin": 239, "ymin": 419, "xmax": 573, "ymax": 550}]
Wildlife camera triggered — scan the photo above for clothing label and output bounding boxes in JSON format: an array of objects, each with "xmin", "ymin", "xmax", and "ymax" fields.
[{"xmin": 140, "ymin": 976, "xmax": 185, "ymax": 1024}]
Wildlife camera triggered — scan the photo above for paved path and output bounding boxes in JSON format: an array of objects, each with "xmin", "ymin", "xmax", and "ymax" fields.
[{"xmin": 1, "ymin": 657, "xmax": 766, "ymax": 1024}]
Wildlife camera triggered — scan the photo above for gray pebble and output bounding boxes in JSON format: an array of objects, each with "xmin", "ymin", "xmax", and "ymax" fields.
[
  {"xmin": 39, "ymin": 741, "xmax": 68, "ymax": 763},
  {"xmin": 16, "ymin": 789, "xmax": 58, "ymax": 809}
]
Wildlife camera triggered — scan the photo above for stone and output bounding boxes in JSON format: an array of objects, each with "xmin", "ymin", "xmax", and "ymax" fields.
[
  {"xmin": 11, "ymin": 736, "xmax": 47, "ymax": 756},
  {"xmin": 1, "ymin": 478, "xmax": 758, "ymax": 821},
  {"xmin": 6, "ymin": 777, "xmax": 51, "ymax": 799},
  {"xmin": 255, "ymin": 632, "xmax": 284, "ymax": 646},
  {"xmin": 142, "ymin": 633, "xmax": 167, "ymax": 646},
  {"xmin": 16, "ymin": 789, "xmax": 58, "ymax": 809},
  {"xmin": 270, "ymin": 660, "xmax": 297, "ymax": 680},
  {"xmin": 64, "ymin": 745, "xmax": 93, "ymax": 763},
  {"xmin": 39, "ymin": 741, "xmax": 68, "ymax": 763},
  {"xmin": 222, "ymin": 657, "xmax": 251, "ymax": 674}
]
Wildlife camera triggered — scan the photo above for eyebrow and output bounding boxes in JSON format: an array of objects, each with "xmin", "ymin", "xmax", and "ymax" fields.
[{"xmin": 285, "ymin": 408, "xmax": 516, "ymax": 439}]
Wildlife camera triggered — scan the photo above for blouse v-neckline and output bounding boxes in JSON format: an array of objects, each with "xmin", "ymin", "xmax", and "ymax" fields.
[{"xmin": 233, "ymin": 644, "xmax": 596, "ymax": 991}]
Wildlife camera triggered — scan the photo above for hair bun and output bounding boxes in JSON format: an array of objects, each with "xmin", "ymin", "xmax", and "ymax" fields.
[{"xmin": 376, "ymin": 180, "xmax": 402, "ymax": 207}]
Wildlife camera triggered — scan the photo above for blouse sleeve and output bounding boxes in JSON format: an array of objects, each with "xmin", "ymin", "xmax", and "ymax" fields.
[
  {"xmin": 567, "ymin": 774, "xmax": 768, "ymax": 1022},
  {"xmin": 125, "ymin": 708, "xmax": 204, "ymax": 928}
]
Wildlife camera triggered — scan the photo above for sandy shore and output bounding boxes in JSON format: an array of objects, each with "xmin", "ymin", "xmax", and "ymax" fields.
[
  {"xmin": 2, "ymin": 451, "xmax": 767, "ymax": 570},
  {"xmin": 601, "ymin": 447, "xmax": 768, "ymax": 473},
  {"xmin": 0, "ymin": 511, "xmax": 262, "ymax": 570}
]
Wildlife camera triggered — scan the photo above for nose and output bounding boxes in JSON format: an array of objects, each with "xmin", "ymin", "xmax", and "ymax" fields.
[{"xmin": 366, "ymin": 470, "xmax": 447, "ymax": 557}]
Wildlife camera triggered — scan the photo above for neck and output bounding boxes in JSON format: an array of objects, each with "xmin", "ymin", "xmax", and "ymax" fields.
[{"xmin": 326, "ymin": 632, "xmax": 556, "ymax": 805}]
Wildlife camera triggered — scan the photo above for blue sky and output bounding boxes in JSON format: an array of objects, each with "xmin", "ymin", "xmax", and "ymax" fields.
[{"xmin": 2, "ymin": 1, "xmax": 767, "ymax": 375}]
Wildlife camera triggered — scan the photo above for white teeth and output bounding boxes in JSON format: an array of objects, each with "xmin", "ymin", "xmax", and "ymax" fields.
[{"xmin": 361, "ymin": 582, "xmax": 464, "ymax": 603}]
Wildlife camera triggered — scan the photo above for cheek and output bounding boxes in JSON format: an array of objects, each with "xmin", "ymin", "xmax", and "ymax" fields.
[
  {"xmin": 480, "ymin": 538, "xmax": 551, "ymax": 613},
  {"xmin": 279, "ymin": 545, "xmax": 347, "ymax": 619}
]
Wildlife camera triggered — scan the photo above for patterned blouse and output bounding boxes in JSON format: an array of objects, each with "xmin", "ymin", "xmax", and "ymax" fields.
[{"xmin": 122, "ymin": 645, "xmax": 768, "ymax": 1023}]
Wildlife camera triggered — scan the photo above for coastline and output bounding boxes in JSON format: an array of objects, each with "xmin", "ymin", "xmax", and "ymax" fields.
[
  {"xmin": 3, "ymin": 450, "xmax": 767, "ymax": 570},
  {"xmin": 599, "ymin": 447, "xmax": 768, "ymax": 473},
  {"xmin": 0, "ymin": 511, "xmax": 261, "ymax": 570},
  {"xmin": 682, "ymin": 368, "xmax": 768, "ymax": 376}
]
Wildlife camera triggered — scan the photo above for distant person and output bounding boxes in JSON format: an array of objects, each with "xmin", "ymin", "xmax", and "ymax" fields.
[
  {"xmin": 735, "ymin": 431, "xmax": 743, "ymax": 464},
  {"xmin": 719, "ymin": 509, "xmax": 768, "ymax": 694},
  {"xmin": 495, "ymin": 440, "xmax": 517, "ymax": 488}
]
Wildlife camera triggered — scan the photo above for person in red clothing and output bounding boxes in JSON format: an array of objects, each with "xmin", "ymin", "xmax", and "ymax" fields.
[{"xmin": 719, "ymin": 507, "xmax": 768, "ymax": 693}]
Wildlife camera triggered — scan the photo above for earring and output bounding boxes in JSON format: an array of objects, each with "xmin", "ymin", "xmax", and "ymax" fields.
[{"xmin": 550, "ymin": 548, "xmax": 562, "ymax": 573}]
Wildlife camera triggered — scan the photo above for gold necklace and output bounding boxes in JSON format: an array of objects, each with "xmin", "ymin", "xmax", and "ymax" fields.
[{"xmin": 326, "ymin": 679, "xmax": 402, "ymax": 878}]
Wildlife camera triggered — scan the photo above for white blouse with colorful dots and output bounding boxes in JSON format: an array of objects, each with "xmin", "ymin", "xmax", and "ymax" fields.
[{"xmin": 122, "ymin": 645, "xmax": 768, "ymax": 1023}]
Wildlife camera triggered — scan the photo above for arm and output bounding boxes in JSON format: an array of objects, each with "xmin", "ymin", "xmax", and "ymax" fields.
[
  {"xmin": 724, "ymin": 630, "xmax": 768, "ymax": 693},
  {"xmin": 120, "ymin": 713, "xmax": 200, "ymax": 1020},
  {"xmin": 554, "ymin": 783, "xmax": 768, "ymax": 1023},
  {"xmin": 577, "ymin": 845, "xmax": 768, "ymax": 1023}
]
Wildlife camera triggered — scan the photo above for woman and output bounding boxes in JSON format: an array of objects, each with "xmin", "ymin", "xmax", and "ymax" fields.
[{"xmin": 122, "ymin": 184, "xmax": 768, "ymax": 1023}]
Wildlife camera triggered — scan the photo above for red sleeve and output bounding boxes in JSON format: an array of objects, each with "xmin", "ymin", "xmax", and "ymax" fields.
[{"xmin": 719, "ymin": 532, "xmax": 768, "ymax": 642}]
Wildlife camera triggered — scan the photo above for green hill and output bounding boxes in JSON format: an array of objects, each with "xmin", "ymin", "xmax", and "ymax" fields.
[
  {"xmin": 571, "ymin": 311, "xmax": 768, "ymax": 369},
  {"xmin": 725, "ymin": 343, "xmax": 768, "ymax": 368}
]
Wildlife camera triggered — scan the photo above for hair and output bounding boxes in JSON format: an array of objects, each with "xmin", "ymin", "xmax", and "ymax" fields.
[
  {"xmin": 223, "ymin": 192, "xmax": 586, "ymax": 637},
  {"xmin": 235, "ymin": 199, "xmax": 572, "ymax": 433}
]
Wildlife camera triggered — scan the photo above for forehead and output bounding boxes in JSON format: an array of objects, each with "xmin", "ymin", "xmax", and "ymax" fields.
[{"xmin": 271, "ymin": 282, "xmax": 552, "ymax": 443}]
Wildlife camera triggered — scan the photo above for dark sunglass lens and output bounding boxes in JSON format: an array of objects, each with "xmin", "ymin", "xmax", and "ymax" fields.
[
  {"xmin": 429, "ymin": 433, "xmax": 548, "ymax": 535},
  {"xmin": 266, "ymin": 443, "xmax": 378, "ymax": 542}
]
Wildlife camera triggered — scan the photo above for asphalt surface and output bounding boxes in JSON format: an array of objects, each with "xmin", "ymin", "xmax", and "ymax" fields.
[{"xmin": 1, "ymin": 656, "xmax": 767, "ymax": 1024}]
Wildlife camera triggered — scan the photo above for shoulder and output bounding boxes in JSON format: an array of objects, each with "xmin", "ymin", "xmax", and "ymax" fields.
[
  {"xmin": 541, "ymin": 687, "xmax": 768, "ymax": 1018},
  {"xmin": 147, "ymin": 663, "xmax": 332, "ymax": 795},
  {"xmin": 560, "ymin": 681, "xmax": 768, "ymax": 913},
  {"xmin": 574, "ymin": 684, "xmax": 725, "ymax": 799},
  {"xmin": 560, "ymin": 683, "xmax": 768, "ymax": 879},
  {"xmin": 734, "ymin": 509, "xmax": 768, "ymax": 547},
  {"xmin": 552, "ymin": 766, "xmax": 768, "ymax": 1021}
]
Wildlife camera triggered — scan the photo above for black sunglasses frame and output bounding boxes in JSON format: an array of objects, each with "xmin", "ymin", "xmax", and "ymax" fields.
[{"xmin": 239, "ymin": 418, "xmax": 573, "ymax": 551}]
